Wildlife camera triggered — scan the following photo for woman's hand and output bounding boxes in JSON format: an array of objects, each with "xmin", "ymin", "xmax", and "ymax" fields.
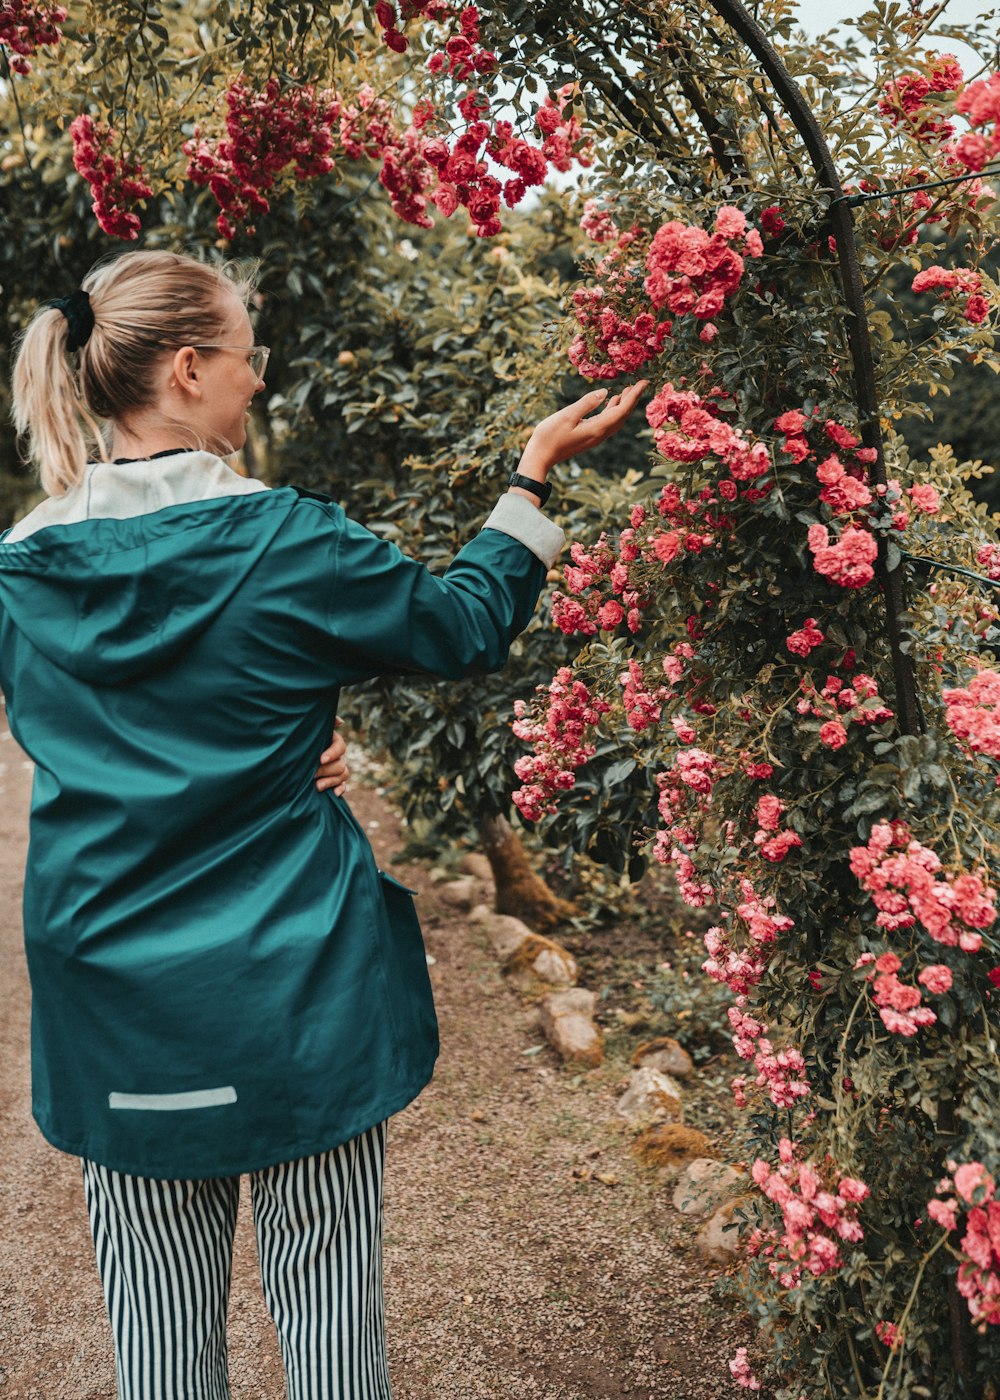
[
  {"xmin": 315, "ymin": 725, "xmax": 349, "ymax": 796},
  {"xmin": 515, "ymin": 380, "xmax": 648, "ymax": 485}
]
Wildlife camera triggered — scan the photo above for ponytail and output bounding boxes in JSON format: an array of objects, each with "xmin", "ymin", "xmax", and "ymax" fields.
[
  {"xmin": 11, "ymin": 251, "xmax": 258, "ymax": 498},
  {"xmin": 12, "ymin": 306, "xmax": 105, "ymax": 496}
]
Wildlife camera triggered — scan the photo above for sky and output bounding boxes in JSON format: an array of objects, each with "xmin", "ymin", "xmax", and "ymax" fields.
[
  {"xmin": 796, "ymin": 0, "xmax": 991, "ymax": 21},
  {"xmin": 793, "ymin": 0, "xmax": 997, "ymax": 72}
]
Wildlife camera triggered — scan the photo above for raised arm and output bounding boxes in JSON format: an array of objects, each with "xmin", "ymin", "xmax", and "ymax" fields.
[{"xmin": 320, "ymin": 383, "xmax": 647, "ymax": 684}]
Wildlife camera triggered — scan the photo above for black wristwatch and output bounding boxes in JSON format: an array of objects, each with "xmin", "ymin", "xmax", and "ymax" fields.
[{"xmin": 507, "ymin": 470, "xmax": 552, "ymax": 506}]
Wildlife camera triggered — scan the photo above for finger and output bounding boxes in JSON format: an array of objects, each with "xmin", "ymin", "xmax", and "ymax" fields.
[
  {"xmin": 564, "ymin": 387, "xmax": 609, "ymax": 425},
  {"xmin": 591, "ymin": 378, "xmax": 647, "ymax": 424},
  {"xmin": 334, "ymin": 782, "xmax": 348, "ymax": 796},
  {"xmin": 316, "ymin": 771, "xmax": 350, "ymax": 793},
  {"xmin": 605, "ymin": 379, "xmax": 646, "ymax": 408},
  {"xmin": 574, "ymin": 383, "xmax": 648, "ymax": 448},
  {"xmin": 315, "ymin": 763, "xmax": 349, "ymax": 786}
]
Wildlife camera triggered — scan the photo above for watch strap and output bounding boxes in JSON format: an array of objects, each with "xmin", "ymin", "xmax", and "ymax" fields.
[{"xmin": 507, "ymin": 470, "xmax": 552, "ymax": 506}]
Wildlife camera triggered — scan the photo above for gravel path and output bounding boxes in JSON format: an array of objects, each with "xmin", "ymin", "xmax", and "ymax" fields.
[{"xmin": 0, "ymin": 714, "xmax": 750, "ymax": 1400}]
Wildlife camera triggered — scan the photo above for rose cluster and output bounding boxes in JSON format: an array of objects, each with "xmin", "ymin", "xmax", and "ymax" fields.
[
  {"xmin": 428, "ymin": 6, "xmax": 497, "ymax": 81},
  {"xmin": 619, "ymin": 659, "xmax": 668, "ymax": 732},
  {"xmin": 702, "ymin": 881, "xmax": 795, "ymax": 997},
  {"xmin": 408, "ymin": 3, "xmax": 590, "ymax": 231},
  {"xmin": 785, "ymin": 405, "xmax": 950, "ymax": 592},
  {"xmin": 579, "ymin": 197, "xmax": 620, "ymax": 245},
  {"xmin": 729, "ymin": 1000, "xmax": 810, "ymax": 1110},
  {"xmin": 175, "ymin": 4, "xmax": 590, "ymax": 242},
  {"xmin": 550, "ymin": 531, "xmax": 648, "ymax": 639},
  {"xmin": 795, "ymin": 671, "xmax": 894, "ymax": 752},
  {"xmin": 0, "ymin": 0, "xmax": 65, "ymax": 75},
  {"xmin": 569, "ymin": 206, "xmax": 762, "ymax": 378},
  {"xmin": 875, "ymin": 1320, "xmax": 903, "ymax": 1350},
  {"xmin": 70, "ymin": 114, "xmax": 153, "ymax": 241},
  {"xmin": 854, "ymin": 949, "xmax": 951, "ymax": 1036},
  {"xmin": 644, "ymin": 205, "xmax": 763, "ymax": 329},
  {"xmin": 943, "ymin": 667, "xmax": 1000, "ymax": 766},
  {"xmin": 850, "ymin": 821, "xmax": 997, "ymax": 953},
  {"xmin": 549, "ymin": 482, "xmax": 734, "ymax": 643},
  {"xmin": 807, "ymin": 523, "xmax": 879, "ymax": 590},
  {"xmin": 534, "ymin": 85, "xmax": 591, "ymax": 173},
  {"xmin": 728, "ymin": 1347, "xmax": 760, "ymax": 1391},
  {"xmin": 648, "ymin": 383, "xmax": 771, "ymax": 485},
  {"xmin": 749, "ymin": 1138, "xmax": 869, "ymax": 1288},
  {"xmin": 912, "ymin": 264, "xmax": 990, "ymax": 325},
  {"xmin": 568, "ymin": 287, "xmax": 671, "ymax": 380},
  {"xmin": 877, "ymin": 53, "xmax": 965, "ymax": 141},
  {"xmin": 775, "ymin": 413, "xmax": 884, "ymax": 590},
  {"xmin": 402, "ymin": 81, "xmax": 588, "ymax": 237},
  {"xmin": 977, "ymin": 543, "xmax": 1000, "ymax": 582},
  {"xmin": 928, "ymin": 1162, "xmax": 1000, "ymax": 1327},
  {"xmin": 653, "ymin": 750, "xmax": 719, "ymax": 906},
  {"xmin": 511, "ymin": 669, "xmax": 610, "ymax": 822},
  {"xmin": 869, "ymin": 56, "xmax": 999, "ymax": 253},
  {"xmin": 185, "ymin": 78, "xmax": 339, "ymax": 238},
  {"xmin": 864, "ymin": 165, "xmax": 991, "ymax": 252},
  {"xmin": 752, "ymin": 792, "xmax": 802, "ymax": 863},
  {"xmin": 372, "ymin": 0, "xmax": 455, "ymax": 55},
  {"xmin": 953, "ymin": 72, "xmax": 1000, "ymax": 172},
  {"xmin": 786, "ymin": 617, "xmax": 824, "ymax": 657}
]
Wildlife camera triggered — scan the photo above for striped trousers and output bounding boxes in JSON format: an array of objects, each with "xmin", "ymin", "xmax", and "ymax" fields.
[{"xmin": 81, "ymin": 1122, "xmax": 392, "ymax": 1400}]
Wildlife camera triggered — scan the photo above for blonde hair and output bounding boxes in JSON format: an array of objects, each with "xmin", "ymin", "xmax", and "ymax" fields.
[{"xmin": 11, "ymin": 250, "xmax": 258, "ymax": 496}]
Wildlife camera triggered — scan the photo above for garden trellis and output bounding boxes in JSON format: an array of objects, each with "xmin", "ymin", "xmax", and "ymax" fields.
[{"xmin": 3, "ymin": 2, "xmax": 1000, "ymax": 1395}]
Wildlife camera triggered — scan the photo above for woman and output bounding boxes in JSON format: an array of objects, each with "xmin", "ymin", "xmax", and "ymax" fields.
[{"xmin": 1, "ymin": 248, "xmax": 643, "ymax": 1400}]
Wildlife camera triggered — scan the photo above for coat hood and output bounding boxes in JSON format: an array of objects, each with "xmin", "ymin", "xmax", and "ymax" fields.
[{"xmin": 0, "ymin": 455, "xmax": 288, "ymax": 685}]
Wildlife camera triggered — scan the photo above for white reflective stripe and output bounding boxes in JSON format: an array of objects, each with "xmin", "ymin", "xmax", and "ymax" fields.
[{"xmin": 108, "ymin": 1086, "xmax": 237, "ymax": 1111}]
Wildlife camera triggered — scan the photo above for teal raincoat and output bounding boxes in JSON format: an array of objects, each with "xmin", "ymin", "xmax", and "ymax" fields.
[{"xmin": 0, "ymin": 453, "xmax": 563, "ymax": 1179}]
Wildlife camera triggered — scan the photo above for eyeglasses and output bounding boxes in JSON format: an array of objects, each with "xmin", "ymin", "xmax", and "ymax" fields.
[{"xmin": 191, "ymin": 344, "xmax": 270, "ymax": 380}]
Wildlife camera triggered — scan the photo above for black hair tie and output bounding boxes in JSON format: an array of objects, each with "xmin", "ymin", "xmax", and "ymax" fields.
[{"xmin": 46, "ymin": 289, "xmax": 95, "ymax": 353}]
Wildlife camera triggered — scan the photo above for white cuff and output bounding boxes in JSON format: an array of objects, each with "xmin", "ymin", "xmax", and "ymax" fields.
[{"xmin": 482, "ymin": 494, "xmax": 565, "ymax": 570}]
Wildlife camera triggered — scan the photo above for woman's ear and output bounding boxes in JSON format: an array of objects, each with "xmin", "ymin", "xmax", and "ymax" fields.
[{"xmin": 170, "ymin": 346, "xmax": 202, "ymax": 400}]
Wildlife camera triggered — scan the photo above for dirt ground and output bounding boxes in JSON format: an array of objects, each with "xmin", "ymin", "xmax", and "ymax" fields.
[{"xmin": 0, "ymin": 711, "xmax": 754, "ymax": 1400}]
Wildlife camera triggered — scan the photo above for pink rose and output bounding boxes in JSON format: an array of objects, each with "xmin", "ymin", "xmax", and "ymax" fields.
[
  {"xmin": 953, "ymin": 131, "xmax": 990, "ymax": 170},
  {"xmin": 597, "ymin": 600, "xmax": 625, "ymax": 630},
  {"xmin": 714, "ymin": 205, "xmax": 747, "ymax": 239},
  {"xmin": 908, "ymin": 483, "xmax": 940, "ymax": 513},
  {"xmin": 918, "ymin": 964, "xmax": 953, "ymax": 994},
  {"xmin": 819, "ymin": 721, "xmax": 848, "ymax": 750},
  {"xmin": 928, "ymin": 1196, "xmax": 959, "ymax": 1231},
  {"xmin": 652, "ymin": 531, "xmax": 681, "ymax": 564},
  {"xmin": 953, "ymin": 1162, "xmax": 995, "ymax": 1205},
  {"xmin": 431, "ymin": 183, "xmax": 459, "ymax": 218},
  {"xmin": 775, "ymin": 410, "xmax": 807, "ymax": 434}
]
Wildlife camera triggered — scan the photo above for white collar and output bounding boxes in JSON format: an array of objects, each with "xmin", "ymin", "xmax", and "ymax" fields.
[{"xmin": 6, "ymin": 452, "xmax": 269, "ymax": 543}]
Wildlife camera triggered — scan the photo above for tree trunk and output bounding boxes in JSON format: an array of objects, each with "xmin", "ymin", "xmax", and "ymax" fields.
[{"xmin": 478, "ymin": 815, "xmax": 578, "ymax": 932}]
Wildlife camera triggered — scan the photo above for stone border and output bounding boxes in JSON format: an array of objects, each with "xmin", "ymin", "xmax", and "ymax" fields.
[{"xmin": 450, "ymin": 854, "xmax": 746, "ymax": 1264}]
